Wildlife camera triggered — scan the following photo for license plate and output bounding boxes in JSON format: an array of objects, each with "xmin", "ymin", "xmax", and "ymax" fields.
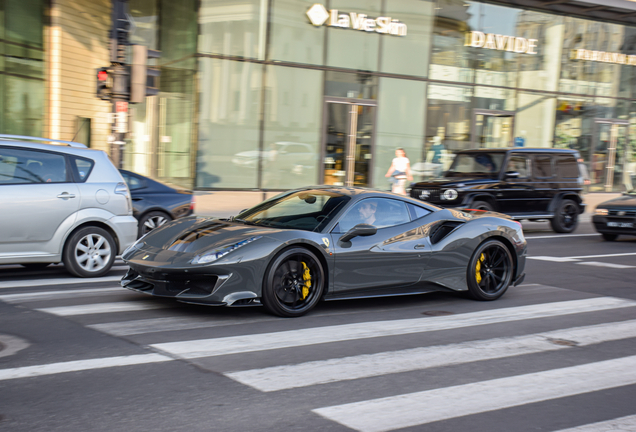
[{"xmin": 607, "ymin": 222, "xmax": 634, "ymax": 228}]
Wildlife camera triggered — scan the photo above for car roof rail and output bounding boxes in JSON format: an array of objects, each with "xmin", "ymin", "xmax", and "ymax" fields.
[{"xmin": 0, "ymin": 134, "xmax": 88, "ymax": 148}]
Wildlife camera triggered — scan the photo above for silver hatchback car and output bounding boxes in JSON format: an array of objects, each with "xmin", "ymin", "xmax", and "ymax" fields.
[{"xmin": 0, "ymin": 135, "xmax": 137, "ymax": 277}]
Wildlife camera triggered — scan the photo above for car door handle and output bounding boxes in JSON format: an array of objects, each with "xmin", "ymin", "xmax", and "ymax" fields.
[
  {"xmin": 414, "ymin": 244, "xmax": 427, "ymax": 249},
  {"xmin": 57, "ymin": 193, "xmax": 76, "ymax": 199},
  {"xmin": 132, "ymin": 197, "xmax": 143, "ymax": 201}
]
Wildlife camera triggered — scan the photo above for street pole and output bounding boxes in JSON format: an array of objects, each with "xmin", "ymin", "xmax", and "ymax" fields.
[{"xmin": 109, "ymin": 0, "xmax": 130, "ymax": 168}]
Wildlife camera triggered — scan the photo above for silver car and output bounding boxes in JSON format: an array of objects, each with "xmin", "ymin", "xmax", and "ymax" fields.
[{"xmin": 0, "ymin": 135, "xmax": 137, "ymax": 277}]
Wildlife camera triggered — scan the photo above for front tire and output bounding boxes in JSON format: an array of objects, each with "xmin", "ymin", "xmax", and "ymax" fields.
[
  {"xmin": 602, "ymin": 233, "xmax": 618, "ymax": 241},
  {"xmin": 262, "ymin": 247, "xmax": 324, "ymax": 317},
  {"xmin": 550, "ymin": 199, "xmax": 579, "ymax": 233},
  {"xmin": 467, "ymin": 239, "xmax": 513, "ymax": 301},
  {"xmin": 63, "ymin": 227, "xmax": 116, "ymax": 278}
]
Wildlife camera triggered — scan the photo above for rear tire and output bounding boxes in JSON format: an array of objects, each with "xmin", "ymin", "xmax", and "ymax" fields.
[
  {"xmin": 63, "ymin": 226, "xmax": 116, "ymax": 278},
  {"xmin": 262, "ymin": 247, "xmax": 324, "ymax": 317},
  {"xmin": 138, "ymin": 211, "xmax": 172, "ymax": 238},
  {"xmin": 467, "ymin": 239, "xmax": 513, "ymax": 301},
  {"xmin": 470, "ymin": 200, "xmax": 494, "ymax": 212},
  {"xmin": 602, "ymin": 233, "xmax": 618, "ymax": 241},
  {"xmin": 550, "ymin": 199, "xmax": 579, "ymax": 233}
]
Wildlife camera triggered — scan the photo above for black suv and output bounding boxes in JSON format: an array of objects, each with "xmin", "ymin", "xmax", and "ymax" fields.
[{"xmin": 410, "ymin": 148, "xmax": 586, "ymax": 233}]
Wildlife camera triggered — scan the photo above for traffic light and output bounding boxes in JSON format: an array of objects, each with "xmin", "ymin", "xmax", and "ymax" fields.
[
  {"xmin": 110, "ymin": 0, "xmax": 131, "ymax": 63},
  {"xmin": 130, "ymin": 45, "xmax": 161, "ymax": 104},
  {"xmin": 96, "ymin": 67, "xmax": 113, "ymax": 100}
]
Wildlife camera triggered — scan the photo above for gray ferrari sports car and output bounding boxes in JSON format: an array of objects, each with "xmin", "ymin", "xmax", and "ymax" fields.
[{"xmin": 121, "ymin": 187, "xmax": 527, "ymax": 317}]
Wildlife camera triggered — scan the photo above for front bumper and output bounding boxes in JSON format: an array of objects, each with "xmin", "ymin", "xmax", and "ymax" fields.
[
  {"xmin": 592, "ymin": 214, "xmax": 636, "ymax": 235},
  {"xmin": 121, "ymin": 260, "xmax": 262, "ymax": 307}
]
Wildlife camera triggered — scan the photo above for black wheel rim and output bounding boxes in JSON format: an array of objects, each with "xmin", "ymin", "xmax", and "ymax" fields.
[
  {"xmin": 271, "ymin": 253, "xmax": 321, "ymax": 310},
  {"xmin": 474, "ymin": 245, "xmax": 511, "ymax": 294},
  {"xmin": 559, "ymin": 203, "xmax": 578, "ymax": 229}
]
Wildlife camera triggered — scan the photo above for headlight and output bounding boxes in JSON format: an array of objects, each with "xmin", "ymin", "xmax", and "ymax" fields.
[
  {"xmin": 441, "ymin": 189, "xmax": 459, "ymax": 200},
  {"xmin": 595, "ymin": 208, "xmax": 609, "ymax": 216},
  {"xmin": 191, "ymin": 236, "xmax": 262, "ymax": 265}
]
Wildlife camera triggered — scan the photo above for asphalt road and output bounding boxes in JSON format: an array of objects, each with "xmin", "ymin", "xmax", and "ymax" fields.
[{"xmin": 0, "ymin": 219, "xmax": 635, "ymax": 432}]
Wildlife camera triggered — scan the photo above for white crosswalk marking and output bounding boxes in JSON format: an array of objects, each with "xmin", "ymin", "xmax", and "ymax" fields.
[
  {"xmin": 36, "ymin": 301, "xmax": 171, "ymax": 316},
  {"xmin": 312, "ymin": 355, "xmax": 636, "ymax": 432},
  {"xmin": 225, "ymin": 319, "xmax": 636, "ymax": 392},
  {"xmin": 0, "ymin": 276, "xmax": 122, "ymax": 289},
  {"xmin": 553, "ymin": 414, "xmax": 636, "ymax": 432},
  {"xmin": 150, "ymin": 297, "xmax": 636, "ymax": 359},
  {"xmin": 0, "ymin": 354, "xmax": 173, "ymax": 381},
  {"xmin": 0, "ymin": 287, "xmax": 123, "ymax": 303}
]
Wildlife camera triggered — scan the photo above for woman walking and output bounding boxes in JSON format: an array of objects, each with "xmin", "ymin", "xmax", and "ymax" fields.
[{"xmin": 385, "ymin": 148, "xmax": 413, "ymax": 195}]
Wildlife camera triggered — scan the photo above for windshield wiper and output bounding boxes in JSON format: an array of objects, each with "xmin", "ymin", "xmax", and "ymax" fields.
[{"xmin": 234, "ymin": 218, "xmax": 261, "ymax": 226}]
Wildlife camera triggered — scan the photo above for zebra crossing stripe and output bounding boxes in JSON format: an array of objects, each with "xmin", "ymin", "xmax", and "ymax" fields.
[
  {"xmin": 0, "ymin": 276, "xmax": 122, "ymax": 289},
  {"xmin": 0, "ymin": 288, "xmax": 122, "ymax": 303},
  {"xmin": 552, "ymin": 414, "xmax": 636, "ymax": 432},
  {"xmin": 0, "ymin": 354, "xmax": 172, "ymax": 381},
  {"xmin": 36, "ymin": 301, "xmax": 171, "ymax": 316},
  {"xmin": 150, "ymin": 297, "xmax": 636, "ymax": 359},
  {"xmin": 312, "ymin": 355, "xmax": 636, "ymax": 432},
  {"xmin": 225, "ymin": 319, "xmax": 636, "ymax": 392}
]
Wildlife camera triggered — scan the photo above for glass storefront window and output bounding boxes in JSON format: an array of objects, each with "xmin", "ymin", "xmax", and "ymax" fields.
[
  {"xmin": 375, "ymin": 78, "xmax": 426, "ymax": 187},
  {"xmin": 197, "ymin": 58, "xmax": 263, "ymax": 188},
  {"xmin": 326, "ymin": 0, "xmax": 381, "ymax": 71},
  {"xmin": 269, "ymin": 0, "xmax": 324, "ymax": 65},
  {"xmin": 0, "ymin": 0, "xmax": 44, "ymax": 135},
  {"xmin": 429, "ymin": 2, "xmax": 473, "ymax": 84},
  {"xmin": 261, "ymin": 66, "xmax": 322, "ymax": 189},
  {"xmin": 199, "ymin": 0, "xmax": 267, "ymax": 60},
  {"xmin": 324, "ymin": 71, "xmax": 378, "ymax": 100},
  {"xmin": 379, "ymin": 0, "xmax": 434, "ymax": 77},
  {"xmin": 426, "ymin": 83, "xmax": 472, "ymax": 162},
  {"xmin": 560, "ymin": 18, "xmax": 626, "ymax": 98}
]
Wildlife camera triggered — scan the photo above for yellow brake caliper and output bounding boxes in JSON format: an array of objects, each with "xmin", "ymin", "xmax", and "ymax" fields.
[
  {"xmin": 475, "ymin": 253, "xmax": 485, "ymax": 284},
  {"xmin": 301, "ymin": 262, "xmax": 311, "ymax": 300}
]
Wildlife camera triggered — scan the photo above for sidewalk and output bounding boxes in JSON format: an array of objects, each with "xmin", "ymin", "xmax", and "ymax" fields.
[{"xmin": 193, "ymin": 190, "xmax": 621, "ymax": 218}]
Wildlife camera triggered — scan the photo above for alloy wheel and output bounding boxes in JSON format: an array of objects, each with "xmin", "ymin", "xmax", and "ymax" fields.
[
  {"xmin": 473, "ymin": 244, "xmax": 512, "ymax": 295},
  {"xmin": 271, "ymin": 253, "xmax": 322, "ymax": 312},
  {"xmin": 143, "ymin": 215, "xmax": 169, "ymax": 234},
  {"xmin": 74, "ymin": 233, "xmax": 112, "ymax": 273}
]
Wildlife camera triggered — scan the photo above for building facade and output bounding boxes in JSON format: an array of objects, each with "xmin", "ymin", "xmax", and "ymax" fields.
[{"xmin": 6, "ymin": 0, "xmax": 636, "ymax": 199}]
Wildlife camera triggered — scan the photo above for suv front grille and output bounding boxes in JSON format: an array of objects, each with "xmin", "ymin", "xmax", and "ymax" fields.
[
  {"xmin": 413, "ymin": 188, "xmax": 441, "ymax": 202},
  {"xmin": 608, "ymin": 210, "xmax": 636, "ymax": 217}
]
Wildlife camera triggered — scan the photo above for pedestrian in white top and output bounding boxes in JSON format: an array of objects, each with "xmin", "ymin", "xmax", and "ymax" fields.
[{"xmin": 385, "ymin": 148, "xmax": 413, "ymax": 195}]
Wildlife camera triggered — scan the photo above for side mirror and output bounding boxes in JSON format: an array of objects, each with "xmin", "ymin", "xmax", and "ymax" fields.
[
  {"xmin": 505, "ymin": 171, "xmax": 520, "ymax": 179},
  {"xmin": 339, "ymin": 224, "xmax": 377, "ymax": 243}
]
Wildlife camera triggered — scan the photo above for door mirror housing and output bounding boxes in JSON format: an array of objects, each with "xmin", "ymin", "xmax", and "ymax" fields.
[
  {"xmin": 339, "ymin": 224, "xmax": 377, "ymax": 243},
  {"xmin": 505, "ymin": 171, "xmax": 520, "ymax": 179}
]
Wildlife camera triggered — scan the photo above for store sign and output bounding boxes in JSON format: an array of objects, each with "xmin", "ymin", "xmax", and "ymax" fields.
[
  {"xmin": 571, "ymin": 49, "xmax": 636, "ymax": 66},
  {"xmin": 306, "ymin": 4, "xmax": 407, "ymax": 36},
  {"xmin": 465, "ymin": 31, "xmax": 538, "ymax": 55}
]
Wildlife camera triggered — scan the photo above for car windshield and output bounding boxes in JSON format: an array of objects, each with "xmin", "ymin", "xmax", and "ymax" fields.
[
  {"xmin": 234, "ymin": 190, "xmax": 350, "ymax": 232},
  {"xmin": 446, "ymin": 153, "xmax": 505, "ymax": 178}
]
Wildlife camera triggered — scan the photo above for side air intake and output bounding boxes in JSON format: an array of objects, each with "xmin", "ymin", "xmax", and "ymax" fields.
[{"xmin": 430, "ymin": 221, "xmax": 463, "ymax": 244}]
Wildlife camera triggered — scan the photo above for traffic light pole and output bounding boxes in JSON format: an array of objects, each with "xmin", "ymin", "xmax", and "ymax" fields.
[{"xmin": 109, "ymin": 0, "xmax": 130, "ymax": 168}]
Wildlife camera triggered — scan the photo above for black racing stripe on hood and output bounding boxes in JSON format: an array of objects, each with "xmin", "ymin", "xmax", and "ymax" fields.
[{"xmin": 167, "ymin": 222, "xmax": 231, "ymax": 252}]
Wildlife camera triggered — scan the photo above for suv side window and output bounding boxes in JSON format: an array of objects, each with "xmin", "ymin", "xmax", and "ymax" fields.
[
  {"xmin": 533, "ymin": 155, "xmax": 554, "ymax": 178},
  {"xmin": 505, "ymin": 155, "xmax": 529, "ymax": 178},
  {"xmin": 556, "ymin": 155, "xmax": 578, "ymax": 179},
  {"xmin": 0, "ymin": 147, "xmax": 68, "ymax": 184}
]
